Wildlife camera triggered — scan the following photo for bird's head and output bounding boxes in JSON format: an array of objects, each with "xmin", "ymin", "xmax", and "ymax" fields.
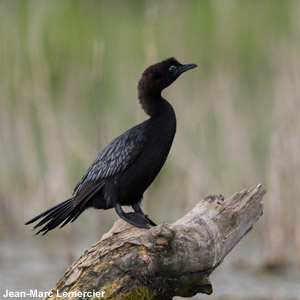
[{"xmin": 138, "ymin": 57, "xmax": 197, "ymax": 95}]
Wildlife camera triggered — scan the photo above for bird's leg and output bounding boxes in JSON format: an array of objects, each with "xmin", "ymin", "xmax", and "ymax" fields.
[
  {"xmin": 132, "ymin": 203, "xmax": 157, "ymax": 226},
  {"xmin": 114, "ymin": 202, "xmax": 150, "ymax": 229}
]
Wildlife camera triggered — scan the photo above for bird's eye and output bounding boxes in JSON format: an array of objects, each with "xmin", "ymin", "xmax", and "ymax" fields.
[{"xmin": 168, "ymin": 65, "xmax": 177, "ymax": 72}]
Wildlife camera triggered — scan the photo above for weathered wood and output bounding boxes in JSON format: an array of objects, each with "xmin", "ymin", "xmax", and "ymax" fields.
[{"xmin": 44, "ymin": 184, "xmax": 265, "ymax": 300}]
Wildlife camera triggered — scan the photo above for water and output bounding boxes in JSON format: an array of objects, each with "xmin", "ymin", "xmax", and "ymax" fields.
[
  {"xmin": 0, "ymin": 237, "xmax": 96, "ymax": 300},
  {"xmin": 0, "ymin": 239, "xmax": 66, "ymax": 299}
]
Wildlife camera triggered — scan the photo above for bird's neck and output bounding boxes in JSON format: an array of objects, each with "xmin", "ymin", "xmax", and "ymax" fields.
[{"xmin": 138, "ymin": 89, "xmax": 170, "ymax": 117}]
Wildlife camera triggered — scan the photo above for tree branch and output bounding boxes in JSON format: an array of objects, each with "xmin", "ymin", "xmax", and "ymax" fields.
[{"xmin": 44, "ymin": 184, "xmax": 265, "ymax": 300}]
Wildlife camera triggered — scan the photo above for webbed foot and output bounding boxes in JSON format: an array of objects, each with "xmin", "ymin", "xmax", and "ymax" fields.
[
  {"xmin": 131, "ymin": 202, "xmax": 157, "ymax": 227},
  {"xmin": 115, "ymin": 203, "xmax": 150, "ymax": 229},
  {"xmin": 123, "ymin": 212, "xmax": 150, "ymax": 229}
]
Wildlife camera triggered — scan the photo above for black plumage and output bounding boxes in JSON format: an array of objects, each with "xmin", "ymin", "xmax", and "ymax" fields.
[
  {"xmin": 74, "ymin": 123, "xmax": 146, "ymax": 194},
  {"xmin": 25, "ymin": 57, "xmax": 197, "ymax": 235}
]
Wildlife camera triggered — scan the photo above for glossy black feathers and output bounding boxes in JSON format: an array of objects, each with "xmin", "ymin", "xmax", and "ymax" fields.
[
  {"xmin": 25, "ymin": 57, "xmax": 197, "ymax": 234},
  {"xmin": 74, "ymin": 122, "xmax": 147, "ymax": 194},
  {"xmin": 25, "ymin": 123, "xmax": 148, "ymax": 234},
  {"xmin": 25, "ymin": 197, "xmax": 77, "ymax": 235}
]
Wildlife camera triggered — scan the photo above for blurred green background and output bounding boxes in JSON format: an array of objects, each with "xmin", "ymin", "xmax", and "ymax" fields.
[{"xmin": 1, "ymin": 1, "xmax": 300, "ymax": 299}]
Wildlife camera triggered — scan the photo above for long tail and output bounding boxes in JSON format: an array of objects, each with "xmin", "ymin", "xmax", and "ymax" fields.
[{"xmin": 25, "ymin": 197, "xmax": 84, "ymax": 235}]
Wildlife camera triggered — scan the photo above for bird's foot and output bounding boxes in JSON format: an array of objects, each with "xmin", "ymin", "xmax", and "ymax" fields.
[
  {"xmin": 122, "ymin": 212, "xmax": 150, "ymax": 229},
  {"xmin": 131, "ymin": 203, "xmax": 156, "ymax": 226}
]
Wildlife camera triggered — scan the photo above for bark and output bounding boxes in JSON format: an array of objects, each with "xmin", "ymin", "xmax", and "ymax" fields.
[{"xmin": 44, "ymin": 184, "xmax": 265, "ymax": 300}]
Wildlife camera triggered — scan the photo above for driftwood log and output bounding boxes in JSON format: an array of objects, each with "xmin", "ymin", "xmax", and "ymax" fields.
[{"xmin": 44, "ymin": 184, "xmax": 265, "ymax": 300}]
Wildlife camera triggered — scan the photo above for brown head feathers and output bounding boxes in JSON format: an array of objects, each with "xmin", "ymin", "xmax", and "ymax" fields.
[{"xmin": 138, "ymin": 57, "xmax": 197, "ymax": 116}]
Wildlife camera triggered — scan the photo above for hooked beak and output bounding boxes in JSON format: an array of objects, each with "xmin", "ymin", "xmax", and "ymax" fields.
[{"xmin": 177, "ymin": 63, "xmax": 198, "ymax": 75}]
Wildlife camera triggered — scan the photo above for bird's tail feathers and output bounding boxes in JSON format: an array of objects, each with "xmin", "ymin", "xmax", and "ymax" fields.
[{"xmin": 25, "ymin": 197, "xmax": 83, "ymax": 235}]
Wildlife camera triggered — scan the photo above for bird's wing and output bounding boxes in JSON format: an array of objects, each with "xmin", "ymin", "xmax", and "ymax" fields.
[{"xmin": 73, "ymin": 122, "xmax": 147, "ymax": 197}]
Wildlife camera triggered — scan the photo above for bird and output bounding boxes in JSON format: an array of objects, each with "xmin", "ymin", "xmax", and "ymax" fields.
[{"xmin": 25, "ymin": 57, "xmax": 197, "ymax": 235}]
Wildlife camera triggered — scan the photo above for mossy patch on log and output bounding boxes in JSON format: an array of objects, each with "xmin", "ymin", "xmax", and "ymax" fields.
[{"xmin": 109, "ymin": 286, "xmax": 155, "ymax": 300}]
